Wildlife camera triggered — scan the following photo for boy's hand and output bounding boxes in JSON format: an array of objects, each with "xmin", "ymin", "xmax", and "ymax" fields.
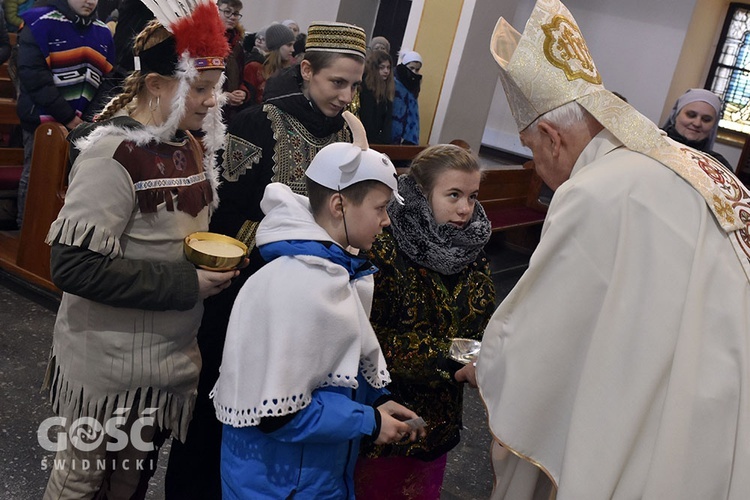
[
  {"xmin": 454, "ymin": 362, "xmax": 477, "ymax": 388},
  {"xmin": 65, "ymin": 116, "xmax": 84, "ymax": 130},
  {"xmin": 374, "ymin": 401, "xmax": 427, "ymax": 444},
  {"xmin": 226, "ymin": 90, "xmax": 246, "ymax": 106},
  {"xmin": 196, "ymin": 269, "xmax": 238, "ymax": 299}
]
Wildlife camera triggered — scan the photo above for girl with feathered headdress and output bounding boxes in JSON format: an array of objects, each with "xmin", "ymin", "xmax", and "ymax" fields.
[{"xmin": 41, "ymin": 1, "xmax": 237, "ymax": 497}]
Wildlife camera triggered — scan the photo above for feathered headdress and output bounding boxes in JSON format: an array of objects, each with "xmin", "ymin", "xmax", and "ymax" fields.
[
  {"xmin": 80, "ymin": 0, "xmax": 230, "ymax": 211},
  {"xmin": 135, "ymin": 0, "xmax": 229, "ymax": 75}
]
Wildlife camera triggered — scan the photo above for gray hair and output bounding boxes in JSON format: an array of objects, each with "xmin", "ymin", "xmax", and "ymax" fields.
[{"xmin": 526, "ymin": 101, "xmax": 588, "ymax": 133}]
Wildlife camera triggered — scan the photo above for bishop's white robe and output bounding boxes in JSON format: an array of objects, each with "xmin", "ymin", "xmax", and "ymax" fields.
[{"xmin": 477, "ymin": 130, "xmax": 750, "ymax": 499}]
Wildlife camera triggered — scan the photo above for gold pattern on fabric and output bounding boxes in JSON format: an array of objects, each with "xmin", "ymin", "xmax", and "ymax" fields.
[
  {"xmin": 732, "ymin": 207, "xmax": 750, "ymax": 280},
  {"xmin": 649, "ymin": 144, "xmax": 749, "ymax": 231},
  {"xmin": 266, "ymin": 104, "xmax": 351, "ymax": 195},
  {"xmin": 542, "ymin": 15, "xmax": 601, "ymax": 84},
  {"xmin": 305, "ymin": 23, "xmax": 367, "ymax": 58},
  {"xmin": 222, "ymin": 134, "xmax": 263, "ymax": 182},
  {"xmin": 236, "ymin": 220, "xmax": 260, "ymax": 253},
  {"xmin": 359, "ymin": 232, "xmax": 495, "ymax": 461},
  {"xmin": 488, "ymin": 434, "xmax": 559, "ymax": 498}
]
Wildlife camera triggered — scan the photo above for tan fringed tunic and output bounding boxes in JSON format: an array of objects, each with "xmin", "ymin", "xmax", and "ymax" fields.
[{"xmin": 44, "ymin": 120, "xmax": 215, "ymax": 440}]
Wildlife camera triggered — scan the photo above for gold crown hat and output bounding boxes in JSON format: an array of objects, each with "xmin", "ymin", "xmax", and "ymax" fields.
[
  {"xmin": 491, "ymin": 0, "xmax": 750, "ymax": 281},
  {"xmin": 305, "ymin": 22, "xmax": 367, "ymax": 58}
]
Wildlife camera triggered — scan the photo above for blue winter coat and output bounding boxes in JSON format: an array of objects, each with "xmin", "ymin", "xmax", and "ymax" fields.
[
  {"xmin": 221, "ymin": 375, "xmax": 387, "ymax": 499},
  {"xmin": 391, "ymin": 77, "xmax": 420, "ymax": 145}
]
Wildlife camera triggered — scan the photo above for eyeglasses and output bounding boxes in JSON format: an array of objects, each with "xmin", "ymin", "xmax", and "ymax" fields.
[{"xmin": 220, "ymin": 9, "xmax": 242, "ymax": 19}]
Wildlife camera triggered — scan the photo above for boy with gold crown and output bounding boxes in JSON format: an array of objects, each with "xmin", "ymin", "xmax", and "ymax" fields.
[
  {"xmin": 42, "ymin": 0, "xmax": 236, "ymax": 498},
  {"xmin": 211, "ymin": 112, "xmax": 425, "ymax": 499},
  {"xmin": 469, "ymin": 0, "xmax": 750, "ymax": 498}
]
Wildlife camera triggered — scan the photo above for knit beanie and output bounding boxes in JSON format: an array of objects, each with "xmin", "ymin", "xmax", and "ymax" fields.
[
  {"xmin": 370, "ymin": 36, "xmax": 390, "ymax": 53},
  {"xmin": 265, "ymin": 23, "xmax": 295, "ymax": 51},
  {"xmin": 402, "ymin": 51, "xmax": 422, "ymax": 65}
]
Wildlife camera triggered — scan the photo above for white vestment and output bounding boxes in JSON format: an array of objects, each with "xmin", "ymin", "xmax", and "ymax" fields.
[{"xmin": 478, "ymin": 130, "xmax": 750, "ymax": 499}]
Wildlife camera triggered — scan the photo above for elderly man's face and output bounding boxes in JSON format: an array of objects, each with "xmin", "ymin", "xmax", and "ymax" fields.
[{"xmin": 519, "ymin": 124, "xmax": 575, "ymax": 190}]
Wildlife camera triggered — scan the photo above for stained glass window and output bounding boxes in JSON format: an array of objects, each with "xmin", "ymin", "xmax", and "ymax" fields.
[{"xmin": 707, "ymin": 4, "xmax": 750, "ymax": 135}]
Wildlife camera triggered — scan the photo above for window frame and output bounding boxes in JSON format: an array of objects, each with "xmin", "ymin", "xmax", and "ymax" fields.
[{"xmin": 706, "ymin": 2, "xmax": 750, "ymax": 142}]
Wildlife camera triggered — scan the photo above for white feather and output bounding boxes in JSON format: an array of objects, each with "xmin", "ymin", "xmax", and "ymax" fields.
[{"xmin": 139, "ymin": 0, "xmax": 204, "ymax": 31}]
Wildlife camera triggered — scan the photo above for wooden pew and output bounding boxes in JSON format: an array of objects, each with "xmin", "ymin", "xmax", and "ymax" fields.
[
  {"xmin": 0, "ymin": 153, "xmax": 23, "ymax": 228},
  {"xmin": 0, "ymin": 123, "xmax": 68, "ymax": 292},
  {"xmin": 480, "ymin": 166, "xmax": 548, "ymax": 253},
  {"xmin": 0, "ymin": 97, "xmax": 19, "ymax": 125},
  {"xmin": 0, "ymin": 32, "xmax": 18, "ymax": 100},
  {"xmin": 480, "ymin": 167, "xmax": 547, "ymax": 231},
  {"xmin": 373, "ymin": 140, "xmax": 471, "ymax": 173},
  {"xmin": 736, "ymin": 133, "xmax": 750, "ymax": 187},
  {"xmin": 0, "ymin": 31, "xmax": 26, "ymax": 227}
]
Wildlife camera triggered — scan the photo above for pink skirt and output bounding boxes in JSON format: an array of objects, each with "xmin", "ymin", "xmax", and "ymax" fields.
[{"xmin": 354, "ymin": 454, "xmax": 448, "ymax": 500}]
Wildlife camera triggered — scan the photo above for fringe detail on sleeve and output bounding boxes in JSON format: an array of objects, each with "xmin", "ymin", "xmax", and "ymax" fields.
[
  {"xmin": 44, "ymin": 353, "xmax": 196, "ymax": 441},
  {"xmin": 45, "ymin": 218, "xmax": 123, "ymax": 258}
]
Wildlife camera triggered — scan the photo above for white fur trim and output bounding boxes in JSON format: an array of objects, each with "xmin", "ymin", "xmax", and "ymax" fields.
[{"xmin": 78, "ymin": 55, "xmax": 227, "ymax": 211}]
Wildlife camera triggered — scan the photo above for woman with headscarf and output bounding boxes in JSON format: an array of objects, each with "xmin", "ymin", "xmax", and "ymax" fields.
[
  {"xmin": 369, "ymin": 35, "xmax": 390, "ymax": 54},
  {"xmin": 661, "ymin": 88, "xmax": 733, "ymax": 169}
]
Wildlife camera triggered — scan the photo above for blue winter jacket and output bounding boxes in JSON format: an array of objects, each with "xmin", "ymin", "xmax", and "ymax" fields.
[
  {"xmin": 391, "ymin": 75, "xmax": 420, "ymax": 145},
  {"xmin": 221, "ymin": 376, "xmax": 387, "ymax": 499},
  {"xmin": 220, "ymin": 239, "xmax": 389, "ymax": 499}
]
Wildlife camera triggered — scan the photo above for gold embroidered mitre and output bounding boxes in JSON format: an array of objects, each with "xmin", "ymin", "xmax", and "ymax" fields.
[
  {"xmin": 490, "ymin": 0, "xmax": 605, "ymax": 131},
  {"xmin": 490, "ymin": 0, "xmax": 662, "ymax": 151},
  {"xmin": 490, "ymin": 0, "xmax": 750, "ymax": 280}
]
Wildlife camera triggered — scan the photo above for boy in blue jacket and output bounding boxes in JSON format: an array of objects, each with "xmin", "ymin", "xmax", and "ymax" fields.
[{"xmin": 212, "ymin": 112, "xmax": 424, "ymax": 499}]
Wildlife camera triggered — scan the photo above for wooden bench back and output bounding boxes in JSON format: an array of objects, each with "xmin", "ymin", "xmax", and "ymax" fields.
[
  {"xmin": 737, "ymin": 135, "xmax": 750, "ymax": 187},
  {"xmin": 372, "ymin": 140, "xmax": 471, "ymax": 173},
  {"xmin": 16, "ymin": 123, "xmax": 69, "ymax": 284}
]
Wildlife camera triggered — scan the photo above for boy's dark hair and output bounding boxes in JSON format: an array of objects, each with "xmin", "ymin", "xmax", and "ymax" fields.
[
  {"xmin": 293, "ymin": 33, "xmax": 306, "ymax": 57},
  {"xmin": 303, "ymin": 51, "xmax": 364, "ymax": 74},
  {"xmin": 306, "ymin": 177, "xmax": 383, "ymax": 216},
  {"xmin": 217, "ymin": 0, "xmax": 243, "ymax": 11}
]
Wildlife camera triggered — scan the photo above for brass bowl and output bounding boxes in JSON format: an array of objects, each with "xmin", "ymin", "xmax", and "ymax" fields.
[
  {"xmin": 184, "ymin": 232, "xmax": 247, "ymax": 271},
  {"xmin": 449, "ymin": 338, "xmax": 482, "ymax": 365}
]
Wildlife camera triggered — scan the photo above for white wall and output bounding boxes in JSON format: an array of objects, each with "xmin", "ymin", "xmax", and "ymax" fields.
[
  {"xmin": 482, "ymin": 0, "xmax": 698, "ymax": 157},
  {"xmin": 239, "ymin": 1, "xmax": 341, "ymax": 34}
]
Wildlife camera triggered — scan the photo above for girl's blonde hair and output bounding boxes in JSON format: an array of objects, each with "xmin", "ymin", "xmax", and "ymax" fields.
[
  {"xmin": 363, "ymin": 49, "xmax": 394, "ymax": 104},
  {"xmin": 263, "ymin": 49, "xmax": 289, "ymax": 79},
  {"xmin": 409, "ymin": 144, "xmax": 481, "ymax": 195},
  {"xmin": 97, "ymin": 22, "xmax": 174, "ymax": 121}
]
